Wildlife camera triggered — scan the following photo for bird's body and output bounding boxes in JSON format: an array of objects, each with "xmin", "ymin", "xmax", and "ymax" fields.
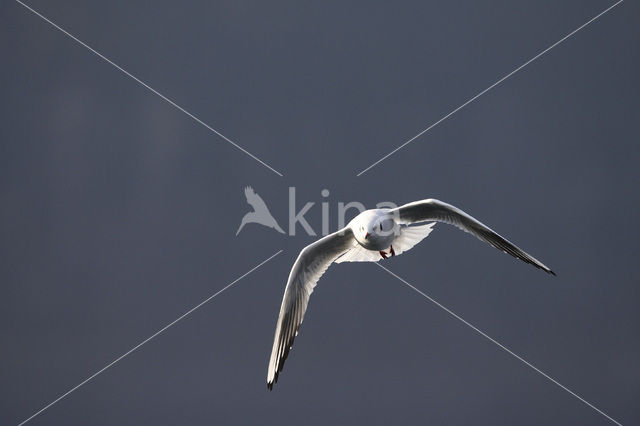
[{"xmin": 267, "ymin": 198, "xmax": 555, "ymax": 389}]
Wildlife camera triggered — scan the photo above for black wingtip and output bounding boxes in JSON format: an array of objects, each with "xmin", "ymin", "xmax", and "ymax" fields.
[
  {"xmin": 267, "ymin": 381, "xmax": 273, "ymax": 391},
  {"xmin": 550, "ymin": 270, "xmax": 557, "ymax": 276}
]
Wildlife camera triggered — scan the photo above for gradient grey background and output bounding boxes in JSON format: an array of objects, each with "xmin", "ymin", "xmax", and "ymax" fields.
[{"xmin": 2, "ymin": 0, "xmax": 638, "ymax": 424}]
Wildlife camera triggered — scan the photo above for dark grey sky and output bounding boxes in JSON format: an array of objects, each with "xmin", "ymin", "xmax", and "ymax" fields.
[{"xmin": 2, "ymin": 0, "xmax": 639, "ymax": 424}]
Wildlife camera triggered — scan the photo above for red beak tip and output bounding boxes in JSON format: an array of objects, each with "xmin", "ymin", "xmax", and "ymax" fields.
[{"xmin": 365, "ymin": 232, "xmax": 370, "ymax": 239}]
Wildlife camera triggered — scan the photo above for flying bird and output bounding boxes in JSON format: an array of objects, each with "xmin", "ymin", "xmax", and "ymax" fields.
[
  {"xmin": 236, "ymin": 186, "xmax": 285, "ymax": 235},
  {"xmin": 267, "ymin": 198, "xmax": 554, "ymax": 389}
]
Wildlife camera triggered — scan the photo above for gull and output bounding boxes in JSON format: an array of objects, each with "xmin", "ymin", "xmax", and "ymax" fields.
[
  {"xmin": 267, "ymin": 198, "xmax": 555, "ymax": 389},
  {"xmin": 236, "ymin": 186, "xmax": 285, "ymax": 235}
]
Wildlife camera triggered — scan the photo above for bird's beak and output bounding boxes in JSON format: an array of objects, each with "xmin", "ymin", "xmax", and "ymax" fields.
[{"xmin": 365, "ymin": 232, "xmax": 370, "ymax": 240}]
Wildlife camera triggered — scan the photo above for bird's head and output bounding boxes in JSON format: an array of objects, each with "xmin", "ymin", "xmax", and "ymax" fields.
[{"xmin": 351, "ymin": 212, "xmax": 396, "ymax": 246}]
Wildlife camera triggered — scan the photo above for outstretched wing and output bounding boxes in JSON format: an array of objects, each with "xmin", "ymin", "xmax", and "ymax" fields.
[
  {"xmin": 390, "ymin": 199, "xmax": 555, "ymax": 275},
  {"xmin": 244, "ymin": 186, "xmax": 270, "ymax": 212},
  {"xmin": 267, "ymin": 228, "xmax": 356, "ymax": 389}
]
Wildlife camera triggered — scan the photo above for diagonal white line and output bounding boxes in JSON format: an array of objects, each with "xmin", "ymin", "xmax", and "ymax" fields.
[
  {"xmin": 15, "ymin": 0, "xmax": 284, "ymax": 177},
  {"xmin": 17, "ymin": 250, "xmax": 283, "ymax": 426},
  {"xmin": 357, "ymin": 0, "xmax": 623, "ymax": 176},
  {"xmin": 375, "ymin": 263, "xmax": 622, "ymax": 425}
]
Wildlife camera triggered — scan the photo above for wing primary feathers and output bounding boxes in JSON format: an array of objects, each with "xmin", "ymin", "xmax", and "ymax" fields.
[
  {"xmin": 267, "ymin": 228, "xmax": 356, "ymax": 389},
  {"xmin": 391, "ymin": 199, "xmax": 555, "ymax": 275}
]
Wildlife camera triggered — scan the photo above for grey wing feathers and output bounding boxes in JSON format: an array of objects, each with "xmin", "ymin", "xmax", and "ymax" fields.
[
  {"xmin": 391, "ymin": 199, "xmax": 555, "ymax": 275},
  {"xmin": 267, "ymin": 228, "xmax": 356, "ymax": 389}
]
